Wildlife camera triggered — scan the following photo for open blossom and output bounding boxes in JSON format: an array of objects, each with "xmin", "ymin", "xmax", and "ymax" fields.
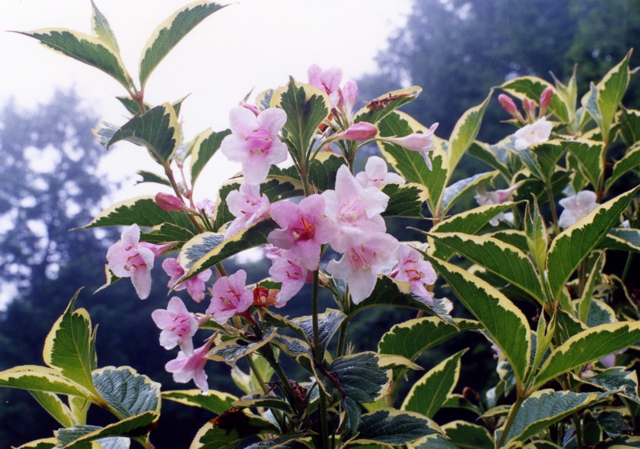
[
  {"xmin": 474, "ymin": 183, "xmax": 519, "ymax": 226},
  {"xmin": 355, "ymin": 156, "xmax": 406, "ymax": 188},
  {"xmin": 220, "ymin": 106, "xmax": 288, "ymax": 185},
  {"xmin": 206, "ymin": 270, "xmax": 253, "ymax": 325},
  {"xmin": 308, "ymin": 64, "xmax": 343, "ymax": 107},
  {"xmin": 513, "ymin": 118, "xmax": 553, "ymax": 150},
  {"xmin": 265, "ymin": 246, "xmax": 310, "ymax": 306},
  {"xmin": 165, "ymin": 342, "xmax": 211, "ymax": 393},
  {"xmin": 558, "ymin": 190, "xmax": 599, "ymax": 228},
  {"xmin": 268, "ymin": 195, "xmax": 335, "ymax": 271},
  {"xmin": 151, "ymin": 296, "xmax": 199, "ymax": 355},
  {"xmin": 322, "ymin": 165, "xmax": 389, "ymax": 251},
  {"xmin": 327, "ymin": 229, "xmax": 399, "ymax": 304},
  {"xmin": 225, "ymin": 183, "xmax": 271, "ymax": 238},
  {"xmin": 390, "ymin": 244, "xmax": 437, "ymax": 304},
  {"xmin": 106, "ymin": 224, "xmax": 169, "ymax": 300},
  {"xmin": 383, "ymin": 123, "xmax": 439, "ymax": 169},
  {"xmin": 162, "ymin": 258, "xmax": 212, "ymax": 303}
]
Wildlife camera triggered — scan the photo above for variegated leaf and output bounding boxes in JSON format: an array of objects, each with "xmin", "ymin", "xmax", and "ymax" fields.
[
  {"xmin": 442, "ymin": 421, "xmax": 494, "ymax": 449},
  {"xmin": 162, "ymin": 389, "xmax": 237, "ymax": 414},
  {"xmin": 605, "ymin": 141, "xmax": 640, "ymax": 192},
  {"xmin": 565, "ymin": 139, "xmax": 605, "ymax": 190},
  {"xmin": 448, "ymin": 93, "xmax": 491, "ymax": 172},
  {"xmin": 30, "ymin": 390, "xmax": 77, "ymax": 428},
  {"xmin": 500, "ymin": 76, "xmax": 570, "ymax": 123},
  {"xmin": 441, "ymin": 171, "xmax": 498, "ymax": 215},
  {"xmin": 54, "ymin": 413, "xmax": 158, "ymax": 449},
  {"xmin": 90, "ymin": 1, "xmax": 119, "ymax": 52},
  {"xmin": 0, "ymin": 365, "xmax": 92, "ymax": 398},
  {"xmin": 189, "ymin": 128, "xmax": 231, "ymax": 186},
  {"xmin": 381, "ymin": 182, "xmax": 429, "ymax": 218},
  {"xmin": 355, "ymin": 86, "xmax": 422, "ymax": 124}
]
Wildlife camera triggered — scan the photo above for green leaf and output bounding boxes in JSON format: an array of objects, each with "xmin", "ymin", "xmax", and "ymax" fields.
[
  {"xmin": 307, "ymin": 151, "xmax": 347, "ymax": 192},
  {"xmin": 615, "ymin": 108, "xmax": 640, "ymax": 146},
  {"xmin": 0, "ymin": 365, "xmax": 92, "ymax": 398},
  {"xmin": 271, "ymin": 79, "xmax": 331, "ymax": 156},
  {"xmin": 354, "ymin": 86, "xmax": 422, "ymax": 125},
  {"xmin": 162, "ymin": 389, "xmax": 237, "ymax": 414},
  {"xmin": 524, "ymin": 200, "xmax": 548, "ymax": 272},
  {"xmin": 292, "ymin": 308, "xmax": 345, "ymax": 350},
  {"xmin": 83, "ymin": 195, "xmax": 198, "ymax": 233},
  {"xmin": 116, "ymin": 96, "xmax": 150, "ymax": 115},
  {"xmin": 593, "ymin": 50, "xmax": 632, "ymax": 140},
  {"xmin": 191, "ymin": 410, "xmax": 279, "ymax": 449},
  {"xmin": 11, "ymin": 438, "xmax": 58, "ymax": 449},
  {"xmin": 244, "ymin": 434, "xmax": 310, "ymax": 449},
  {"xmin": 381, "ymin": 182, "xmax": 429, "ymax": 218},
  {"xmin": 517, "ymin": 140, "xmax": 566, "ymax": 184},
  {"xmin": 605, "ymin": 142, "xmax": 640, "ymax": 192},
  {"xmin": 577, "ymin": 253, "xmax": 606, "ymax": 324},
  {"xmin": 108, "ymin": 103, "xmax": 181, "ymax": 165},
  {"xmin": 135, "ymin": 170, "xmax": 170, "ymax": 187},
  {"xmin": 43, "ymin": 294, "xmax": 97, "ymax": 396},
  {"xmin": 139, "ymin": 2, "xmax": 226, "ymax": 88},
  {"xmin": 143, "ymin": 223, "xmax": 196, "ymax": 249},
  {"xmin": 500, "ymin": 76, "xmax": 570, "ymax": 123},
  {"xmin": 576, "ymin": 367, "xmax": 638, "ymax": 399},
  {"xmin": 54, "ymin": 412, "xmax": 158, "ymax": 448},
  {"xmin": 181, "ymin": 219, "xmax": 277, "ymax": 278},
  {"xmin": 208, "ymin": 329, "xmax": 275, "ymax": 366},
  {"xmin": 92, "ymin": 367, "xmax": 160, "ymax": 419},
  {"xmin": 402, "ymin": 349, "xmax": 467, "ymax": 418},
  {"xmin": 353, "ymin": 409, "xmax": 439, "ymax": 446},
  {"xmin": 377, "ymin": 111, "xmax": 449, "ymax": 214},
  {"xmin": 601, "ymin": 228, "xmax": 640, "ymax": 252},
  {"xmin": 546, "ymin": 187, "xmax": 639, "ymax": 301},
  {"xmin": 468, "ymin": 141, "xmax": 511, "ymax": 181},
  {"xmin": 502, "ymin": 390, "xmax": 603, "ymax": 446},
  {"xmin": 90, "ymin": 1, "xmax": 119, "ymax": 52},
  {"xmin": 441, "ymin": 421, "xmax": 494, "ymax": 449},
  {"xmin": 426, "ymin": 256, "xmax": 531, "ymax": 385},
  {"xmin": 189, "ymin": 128, "xmax": 231, "ymax": 187},
  {"xmin": 531, "ymin": 321, "xmax": 640, "ymax": 390},
  {"xmin": 30, "ymin": 390, "xmax": 77, "ymax": 428},
  {"xmin": 565, "ymin": 140, "xmax": 605, "ymax": 190},
  {"xmin": 378, "ymin": 317, "xmax": 481, "ymax": 362},
  {"xmin": 17, "ymin": 29, "xmax": 131, "ymax": 89},
  {"xmin": 448, "ymin": 93, "xmax": 491, "ymax": 172},
  {"xmin": 325, "ymin": 352, "xmax": 390, "ymax": 403},
  {"xmin": 442, "ymin": 171, "xmax": 498, "ymax": 215},
  {"xmin": 429, "ymin": 233, "xmax": 545, "ymax": 304}
]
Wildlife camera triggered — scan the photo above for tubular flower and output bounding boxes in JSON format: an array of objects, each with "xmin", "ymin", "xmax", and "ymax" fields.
[
  {"xmin": 265, "ymin": 246, "xmax": 309, "ymax": 306},
  {"xmin": 165, "ymin": 341, "xmax": 211, "ymax": 393},
  {"xmin": 220, "ymin": 106, "xmax": 288, "ymax": 185},
  {"xmin": 106, "ymin": 224, "xmax": 169, "ymax": 300},
  {"xmin": 474, "ymin": 183, "xmax": 519, "ymax": 226},
  {"xmin": 355, "ymin": 156, "xmax": 406, "ymax": 188},
  {"xmin": 558, "ymin": 190, "xmax": 599, "ymax": 229},
  {"xmin": 513, "ymin": 118, "xmax": 553, "ymax": 151},
  {"xmin": 162, "ymin": 258, "xmax": 212, "ymax": 303},
  {"xmin": 382, "ymin": 123, "xmax": 439, "ymax": 169},
  {"xmin": 390, "ymin": 244, "xmax": 437, "ymax": 304},
  {"xmin": 308, "ymin": 64, "xmax": 343, "ymax": 107},
  {"xmin": 206, "ymin": 270, "xmax": 254, "ymax": 325},
  {"xmin": 151, "ymin": 296, "xmax": 199, "ymax": 355},
  {"xmin": 225, "ymin": 182, "xmax": 271, "ymax": 238}
]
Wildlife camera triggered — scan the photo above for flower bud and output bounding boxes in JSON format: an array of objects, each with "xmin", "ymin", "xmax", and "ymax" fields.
[
  {"xmin": 498, "ymin": 94, "xmax": 519, "ymax": 116},
  {"xmin": 539, "ymin": 87, "xmax": 554, "ymax": 115},
  {"xmin": 523, "ymin": 98, "xmax": 537, "ymax": 122},
  {"xmin": 333, "ymin": 122, "xmax": 378, "ymax": 142},
  {"xmin": 156, "ymin": 192, "xmax": 187, "ymax": 211}
]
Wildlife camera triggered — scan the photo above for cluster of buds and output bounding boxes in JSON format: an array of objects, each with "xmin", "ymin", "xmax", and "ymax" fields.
[{"xmin": 498, "ymin": 86, "xmax": 554, "ymax": 125}]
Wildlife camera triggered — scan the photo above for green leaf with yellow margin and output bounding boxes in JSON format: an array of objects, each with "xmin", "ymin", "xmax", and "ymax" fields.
[
  {"xmin": 82, "ymin": 195, "xmax": 198, "ymax": 233},
  {"xmin": 191, "ymin": 409, "xmax": 279, "ymax": 449},
  {"xmin": 605, "ymin": 141, "xmax": 640, "ymax": 192},
  {"xmin": 377, "ymin": 111, "xmax": 449, "ymax": 215},
  {"xmin": 442, "ymin": 171, "xmax": 498, "ymax": 215},
  {"xmin": 162, "ymin": 389, "xmax": 237, "ymax": 414},
  {"xmin": 324, "ymin": 352, "xmax": 391, "ymax": 403},
  {"xmin": 601, "ymin": 228, "xmax": 640, "ymax": 253},
  {"xmin": 379, "ymin": 317, "xmax": 481, "ymax": 363},
  {"xmin": 0, "ymin": 365, "xmax": 92, "ymax": 398},
  {"xmin": 546, "ymin": 186, "xmax": 639, "ymax": 301},
  {"xmin": 108, "ymin": 103, "xmax": 181, "ymax": 165},
  {"xmin": 271, "ymin": 79, "xmax": 331, "ymax": 157},
  {"xmin": 426, "ymin": 256, "xmax": 531, "ymax": 385},
  {"xmin": 29, "ymin": 390, "xmax": 77, "ymax": 427},
  {"xmin": 16, "ymin": 29, "xmax": 132, "ymax": 90},
  {"xmin": 139, "ymin": 2, "xmax": 226, "ymax": 88},
  {"xmin": 43, "ymin": 293, "xmax": 98, "ymax": 396},
  {"xmin": 402, "ymin": 349, "xmax": 467, "ymax": 419},
  {"xmin": 565, "ymin": 140, "xmax": 605, "ymax": 190},
  {"xmin": 350, "ymin": 409, "xmax": 440, "ymax": 446},
  {"xmin": 429, "ymin": 233, "xmax": 545, "ymax": 304},
  {"xmin": 92, "ymin": 367, "xmax": 160, "ymax": 419},
  {"xmin": 502, "ymin": 389, "xmax": 604, "ymax": 447},
  {"xmin": 530, "ymin": 321, "xmax": 640, "ymax": 391},
  {"xmin": 448, "ymin": 93, "xmax": 491, "ymax": 173},
  {"xmin": 615, "ymin": 108, "xmax": 640, "ymax": 146},
  {"xmin": 189, "ymin": 128, "xmax": 231, "ymax": 187},
  {"xmin": 517, "ymin": 140, "xmax": 566, "ymax": 185},
  {"xmin": 441, "ymin": 421, "xmax": 494, "ymax": 449},
  {"xmin": 592, "ymin": 50, "xmax": 632, "ymax": 141},
  {"xmin": 354, "ymin": 86, "xmax": 422, "ymax": 125},
  {"xmin": 500, "ymin": 76, "xmax": 570, "ymax": 123},
  {"xmin": 381, "ymin": 182, "xmax": 429, "ymax": 218},
  {"xmin": 90, "ymin": 1, "xmax": 119, "ymax": 53},
  {"xmin": 12, "ymin": 438, "xmax": 58, "ymax": 449}
]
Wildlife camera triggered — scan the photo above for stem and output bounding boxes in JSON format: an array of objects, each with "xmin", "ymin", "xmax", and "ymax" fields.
[
  {"xmin": 311, "ymin": 269, "xmax": 330, "ymax": 449},
  {"xmin": 163, "ymin": 164, "xmax": 205, "ymax": 233},
  {"xmin": 497, "ymin": 393, "xmax": 526, "ymax": 448},
  {"xmin": 546, "ymin": 184, "xmax": 559, "ymax": 234}
]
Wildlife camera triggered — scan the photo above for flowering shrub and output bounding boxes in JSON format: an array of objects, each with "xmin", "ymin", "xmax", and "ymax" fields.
[{"xmin": 2, "ymin": 3, "xmax": 640, "ymax": 449}]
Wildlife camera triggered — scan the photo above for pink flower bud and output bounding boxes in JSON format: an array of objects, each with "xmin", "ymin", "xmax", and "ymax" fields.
[
  {"xmin": 539, "ymin": 87, "xmax": 554, "ymax": 115},
  {"xmin": 156, "ymin": 192, "xmax": 187, "ymax": 211},
  {"xmin": 523, "ymin": 98, "xmax": 537, "ymax": 121},
  {"xmin": 338, "ymin": 122, "xmax": 378, "ymax": 141},
  {"xmin": 498, "ymin": 94, "xmax": 519, "ymax": 116}
]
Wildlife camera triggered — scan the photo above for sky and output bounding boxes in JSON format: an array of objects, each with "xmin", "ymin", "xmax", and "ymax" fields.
[{"xmin": 1, "ymin": 0, "xmax": 412, "ymax": 201}]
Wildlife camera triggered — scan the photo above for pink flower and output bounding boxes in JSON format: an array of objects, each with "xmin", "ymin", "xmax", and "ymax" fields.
[
  {"xmin": 322, "ymin": 165, "xmax": 389, "ymax": 252},
  {"xmin": 474, "ymin": 183, "xmax": 519, "ymax": 226},
  {"xmin": 390, "ymin": 244, "xmax": 437, "ymax": 304},
  {"xmin": 155, "ymin": 192, "xmax": 186, "ymax": 211},
  {"xmin": 106, "ymin": 224, "xmax": 168, "ymax": 300},
  {"xmin": 355, "ymin": 156, "xmax": 406, "ymax": 188},
  {"xmin": 162, "ymin": 258, "xmax": 212, "ymax": 303},
  {"xmin": 206, "ymin": 270, "xmax": 254, "ymax": 325},
  {"xmin": 558, "ymin": 190, "xmax": 599, "ymax": 229},
  {"xmin": 195, "ymin": 199, "xmax": 215, "ymax": 218},
  {"xmin": 220, "ymin": 106, "xmax": 288, "ymax": 185},
  {"xmin": 152, "ymin": 296, "xmax": 199, "ymax": 355},
  {"xmin": 498, "ymin": 94, "xmax": 520, "ymax": 118},
  {"xmin": 331, "ymin": 122, "xmax": 378, "ymax": 142},
  {"xmin": 267, "ymin": 195, "xmax": 335, "ymax": 271},
  {"xmin": 382, "ymin": 123, "xmax": 439, "ymax": 169},
  {"xmin": 225, "ymin": 183, "xmax": 271, "ymax": 238},
  {"xmin": 326, "ymin": 230, "xmax": 399, "ymax": 304},
  {"xmin": 513, "ymin": 118, "xmax": 553, "ymax": 150},
  {"xmin": 308, "ymin": 64, "xmax": 343, "ymax": 107},
  {"xmin": 339, "ymin": 80, "xmax": 359, "ymax": 116},
  {"xmin": 165, "ymin": 342, "xmax": 210, "ymax": 393},
  {"xmin": 539, "ymin": 87, "xmax": 554, "ymax": 114},
  {"xmin": 267, "ymin": 248, "xmax": 310, "ymax": 306}
]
